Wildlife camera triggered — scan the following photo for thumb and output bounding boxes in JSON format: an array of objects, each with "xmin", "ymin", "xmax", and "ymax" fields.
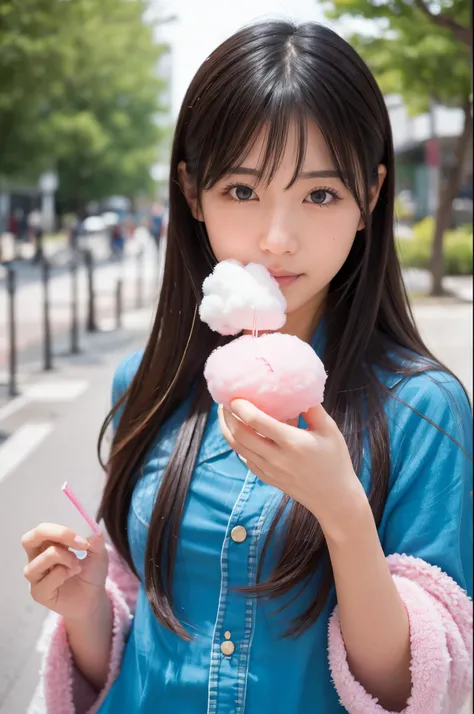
[{"xmin": 302, "ymin": 403, "xmax": 331, "ymax": 433}]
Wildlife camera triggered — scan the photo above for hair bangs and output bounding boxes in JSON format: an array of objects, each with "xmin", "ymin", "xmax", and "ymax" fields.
[{"xmin": 198, "ymin": 79, "xmax": 309, "ymax": 192}]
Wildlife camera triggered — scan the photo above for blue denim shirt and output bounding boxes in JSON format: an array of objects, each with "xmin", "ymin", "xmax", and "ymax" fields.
[{"xmin": 98, "ymin": 328, "xmax": 472, "ymax": 713}]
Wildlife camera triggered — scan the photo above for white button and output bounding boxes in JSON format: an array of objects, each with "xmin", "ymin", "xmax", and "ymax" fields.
[{"xmin": 231, "ymin": 525, "xmax": 247, "ymax": 543}]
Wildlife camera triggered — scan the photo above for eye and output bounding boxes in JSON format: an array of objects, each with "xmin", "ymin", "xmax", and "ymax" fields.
[
  {"xmin": 305, "ymin": 188, "xmax": 340, "ymax": 206},
  {"xmin": 228, "ymin": 184, "xmax": 257, "ymax": 201}
]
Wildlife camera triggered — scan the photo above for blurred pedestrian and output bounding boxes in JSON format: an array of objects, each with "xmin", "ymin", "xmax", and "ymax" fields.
[
  {"xmin": 110, "ymin": 222, "xmax": 125, "ymax": 260},
  {"xmin": 8, "ymin": 212, "xmax": 19, "ymax": 239},
  {"xmin": 11, "ymin": 209, "xmax": 28, "ymax": 259},
  {"xmin": 29, "ymin": 209, "xmax": 44, "ymax": 263},
  {"xmin": 68, "ymin": 218, "xmax": 81, "ymax": 253},
  {"xmin": 149, "ymin": 202, "xmax": 164, "ymax": 249}
]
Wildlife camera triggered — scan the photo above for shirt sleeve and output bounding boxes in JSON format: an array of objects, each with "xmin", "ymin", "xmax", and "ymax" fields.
[
  {"xmin": 111, "ymin": 350, "xmax": 143, "ymax": 431},
  {"xmin": 328, "ymin": 370, "xmax": 473, "ymax": 714},
  {"xmin": 35, "ymin": 545, "xmax": 139, "ymax": 714},
  {"xmin": 383, "ymin": 370, "xmax": 472, "ymax": 594}
]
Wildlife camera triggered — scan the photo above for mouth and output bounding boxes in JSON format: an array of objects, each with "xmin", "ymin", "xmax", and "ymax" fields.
[{"xmin": 268, "ymin": 271, "xmax": 302, "ymax": 288}]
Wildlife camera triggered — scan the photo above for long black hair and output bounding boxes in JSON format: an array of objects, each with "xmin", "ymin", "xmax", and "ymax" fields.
[{"xmin": 97, "ymin": 21, "xmax": 457, "ymax": 639}]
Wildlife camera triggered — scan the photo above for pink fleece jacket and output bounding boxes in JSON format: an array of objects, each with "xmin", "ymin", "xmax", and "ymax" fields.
[{"xmin": 30, "ymin": 548, "xmax": 472, "ymax": 714}]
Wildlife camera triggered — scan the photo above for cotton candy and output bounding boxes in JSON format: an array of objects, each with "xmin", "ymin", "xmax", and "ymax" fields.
[
  {"xmin": 200, "ymin": 260, "xmax": 327, "ymax": 420},
  {"xmin": 199, "ymin": 260, "xmax": 287, "ymax": 335},
  {"xmin": 204, "ymin": 333, "xmax": 327, "ymax": 421}
]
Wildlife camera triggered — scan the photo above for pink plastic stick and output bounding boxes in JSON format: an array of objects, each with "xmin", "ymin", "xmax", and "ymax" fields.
[{"xmin": 61, "ymin": 481, "xmax": 102, "ymax": 535}]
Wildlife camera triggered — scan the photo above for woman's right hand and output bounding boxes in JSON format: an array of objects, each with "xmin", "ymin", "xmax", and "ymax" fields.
[{"xmin": 21, "ymin": 523, "xmax": 109, "ymax": 621}]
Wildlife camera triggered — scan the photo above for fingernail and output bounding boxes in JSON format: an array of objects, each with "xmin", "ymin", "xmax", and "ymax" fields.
[
  {"xmin": 73, "ymin": 535, "xmax": 90, "ymax": 549},
  {"xmin": 69, "ymin": 547, "xmax": 88, "ymax": 560},
  {"xmin": 231, "ymin": 401, "xmax": 252, "ymax": 421}
]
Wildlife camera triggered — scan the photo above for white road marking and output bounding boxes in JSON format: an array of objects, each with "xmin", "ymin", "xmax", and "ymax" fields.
[
  {"xmin": 0, "ymin": 380, "xmax": 90, "ymax": 422},
  {"xmin": 24, "ymin": 380, "xmax": 89, "ymax": 402},
  {"xmin": 0, "ymin": 423, "xmax": 54, "ymax": 484}
]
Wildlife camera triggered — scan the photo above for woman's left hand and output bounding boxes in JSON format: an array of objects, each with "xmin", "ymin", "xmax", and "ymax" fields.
[{"xmin": 218, "ymin": 399, "xmax": 369, "ymax": 536}]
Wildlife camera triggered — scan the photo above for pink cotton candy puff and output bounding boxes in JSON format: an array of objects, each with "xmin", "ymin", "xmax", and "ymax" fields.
[{"xmin": 204, "ymin": 332, "xmax": 327, "ymax": 421}]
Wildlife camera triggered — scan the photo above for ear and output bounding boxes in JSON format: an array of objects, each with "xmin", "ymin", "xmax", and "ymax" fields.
[
  {"xmin": 357, "ymin": 164, "xmax": 387, "ymax": 231},
  {"xmin": 178, "ymin": 161, "xmax": 204, "ymax": 221}
]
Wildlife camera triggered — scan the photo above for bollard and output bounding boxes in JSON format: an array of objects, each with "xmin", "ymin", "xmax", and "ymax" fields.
[
  {"xmin": 42, "ymin": 258, "xmax": 53, "ymax": 371},
  {"xmin": 115, "ymin": 278, "xmax": 123, "ymax": 329},
  {"xmin": 136, "ymin": 248, "xmax": 144, "ymax": 309},
  {"xmin": 6, "ymin": 265, "xmax": 19, "ymax": 397},
  {"xmin": 70, "ymin": 253, "xmax": 80, "ymax": 354},
  {"xmin": 84, "ymin": 249, "xmax": 97, "ymax": 332}
]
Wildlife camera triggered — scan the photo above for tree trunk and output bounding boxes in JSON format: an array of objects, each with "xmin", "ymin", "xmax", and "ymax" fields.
[{"xmin": 430, "ymin": 99, "xmax": 472, "ymax": 296}]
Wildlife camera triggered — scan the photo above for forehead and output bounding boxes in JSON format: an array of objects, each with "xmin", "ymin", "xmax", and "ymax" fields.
[{"xmin": 240, "ymin": 119, "xmax": 335, "ymax": 175}]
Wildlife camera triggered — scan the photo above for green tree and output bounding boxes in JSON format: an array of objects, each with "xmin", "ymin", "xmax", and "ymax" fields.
[
  {"xmin": 0, "ymin": 0, "xmax": 169, "ymax": 210},
  {"xmin": 323, "ymin": 0, "xmax": 472, "ymax": 295},
  {"xmin": 0, "ymin": 0, "xmax": 73, "ymax": 180}
]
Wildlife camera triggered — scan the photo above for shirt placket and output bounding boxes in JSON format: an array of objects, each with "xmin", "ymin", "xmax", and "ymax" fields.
[{"xmin": 206, "ymin": 470, "xmax": 277, "ymax": 714}]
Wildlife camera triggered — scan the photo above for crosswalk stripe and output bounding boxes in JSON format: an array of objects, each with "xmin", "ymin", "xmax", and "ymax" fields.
[
  {"xmin": 24, "ymin": 380, "xmax": 89, "ymax": 402},
  {"xmin": 0, "ymin": 423, "xmax": 54, "ymax": 484}
]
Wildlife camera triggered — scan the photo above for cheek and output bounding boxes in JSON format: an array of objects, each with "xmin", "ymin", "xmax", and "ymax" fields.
[
  {"xmin": 201, "ymin": 196, "xmax": 257, "ymax": 263},
  {"xmin": 303, "ymin": 206, "xmax": 360, "ymax": 278}
]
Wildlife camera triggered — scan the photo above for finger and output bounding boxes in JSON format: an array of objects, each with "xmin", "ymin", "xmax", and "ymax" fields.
[
  {"xmin": 219, "ymin": 408, "xmax": 269, "ymax": 471},
  {"xmin": 220, "ymin": 406, "xmax": 275, "ymax": 459},
  {"xmin": 82, "ymin": 530, "xmax": 105, "ymax": 555},
  {"xmin": 21, "ymin": 523, "xmax": 90, "ymax": 563},
  {"xmin": 302, "ymin": 404, "xmax": 334, "ymax": 434},
  {"xmin": 23, "ymin": 544, "xmax": 81, "ymax": 585},
  {"xmin": 30, "ymin": 564, "xmax": 80, "ymax": 604},
  {"xmin": 245, "ymin": 458, "xmax": 268, "ymax": 482},
  {"xmin": 229, "ymin": 399, "xmax": 293, "ymax": 445}
]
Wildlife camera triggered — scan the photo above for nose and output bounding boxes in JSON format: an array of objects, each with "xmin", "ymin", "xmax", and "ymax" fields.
[{"xmin": 258, "ymin": 212, "xmax": 297, "ymax": 256}]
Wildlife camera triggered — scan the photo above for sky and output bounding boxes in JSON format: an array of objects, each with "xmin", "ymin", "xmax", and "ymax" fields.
[{"xmin": 152, "ymin": 0, "xmax": 373, "ymax": 119}]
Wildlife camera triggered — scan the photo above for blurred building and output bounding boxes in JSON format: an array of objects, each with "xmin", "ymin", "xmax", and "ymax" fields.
[
  {"xmin": 387, "ymin": 96, "xmax": 472, "ymax": 225},
  {"xmin": 152, "ymin": 43, "xmax": 173, "ymax": 201}
]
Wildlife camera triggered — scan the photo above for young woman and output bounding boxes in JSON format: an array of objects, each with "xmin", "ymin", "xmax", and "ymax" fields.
[{"xmin": 23, "ymin": 21, "xmax": 472, "ymax": 714}]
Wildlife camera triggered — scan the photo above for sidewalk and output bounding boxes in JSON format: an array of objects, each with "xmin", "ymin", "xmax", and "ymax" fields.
[
  {"xmin": 0, "ymin": 230, "xmax": 164, "ymax": 410},
  {"xmin": 403, "ymin": 268, "xmax": 473, "ymax": 302},
  {"xmin": 0, "ymin": 306, "xmax": 154, "ymax": 413},
  {"xmin": 0, "ymin": 232, "xmax": 69, "ymax": 264}
]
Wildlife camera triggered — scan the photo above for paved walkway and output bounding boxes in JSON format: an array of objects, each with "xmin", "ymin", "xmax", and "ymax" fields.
[{"xmin": 403, "ymin": 269, "xmax": 472, "ymax": 302}]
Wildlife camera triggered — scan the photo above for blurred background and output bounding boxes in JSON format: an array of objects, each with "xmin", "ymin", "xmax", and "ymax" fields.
[{"xmin": 0, "ymin": 1, "xmax": 471, "ymax": 712}]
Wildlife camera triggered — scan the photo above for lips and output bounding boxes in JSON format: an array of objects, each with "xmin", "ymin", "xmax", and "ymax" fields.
[
  {"xmin": 268, "ymin": 270, "xmax": 299, "ymax": 278},
  {"xmin": 270, "ymin": 273, "xmax": 301, "ymax": 288}
]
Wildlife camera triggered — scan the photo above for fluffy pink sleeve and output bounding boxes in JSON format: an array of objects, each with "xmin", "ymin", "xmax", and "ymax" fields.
[
  {"xmin": 328, "ymin": 554, "xmax": 473, "ymax": 714},
  {"xmin": 30, "ymin": 544, "xmax": 139, "ymax": 714}
]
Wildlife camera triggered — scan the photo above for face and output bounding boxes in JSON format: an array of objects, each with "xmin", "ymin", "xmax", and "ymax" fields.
[{"xmin": 180, "ymin": 120, "xmax": 385, "ymax": 340}]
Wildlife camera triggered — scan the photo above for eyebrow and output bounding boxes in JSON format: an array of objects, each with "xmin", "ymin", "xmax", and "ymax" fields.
[{"xmin": 228, "ymin": 167, "xmax": 341, "ymax": 179}]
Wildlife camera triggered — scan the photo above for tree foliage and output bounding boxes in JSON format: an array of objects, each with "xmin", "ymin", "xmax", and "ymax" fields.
[
  {"xmin": 323, "ymin": 0, "xmax": 471, "ymax": 114},
  {"xmin": 0, "ymin": 0, "xmax": 168, "ymax": 208},
  {"xmin": 323, "ymin": 0, "xmax": 472, "ymax": 294}
]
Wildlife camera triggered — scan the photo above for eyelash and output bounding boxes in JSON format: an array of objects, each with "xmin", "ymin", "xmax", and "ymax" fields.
[{"xmin": 222, "ymin": 183, "xmax": 342, "ymax": 207}]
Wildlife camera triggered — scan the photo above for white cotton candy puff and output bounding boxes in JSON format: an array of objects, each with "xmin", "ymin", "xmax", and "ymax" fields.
[
  {"xmin": 199, "ymin": 260, "xmax": 287, "ymax": 335},
  {"xmin": 204, "ymin": 333, "xmax": 327, "ymax": 421}
]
